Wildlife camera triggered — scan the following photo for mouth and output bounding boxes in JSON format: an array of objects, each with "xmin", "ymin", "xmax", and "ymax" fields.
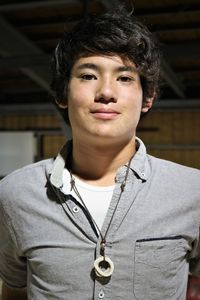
[{"xmin": 91, "ymin": 108, "xmax": 120, "ymax": 120}]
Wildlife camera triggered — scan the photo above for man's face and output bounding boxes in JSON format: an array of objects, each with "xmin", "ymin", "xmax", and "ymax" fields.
[{"xmin": 66, "ymin": 55, "xmax": 152, "ymax": 145}]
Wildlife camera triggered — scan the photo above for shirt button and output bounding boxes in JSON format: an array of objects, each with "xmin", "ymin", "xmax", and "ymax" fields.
[
  {"xmin": 98, "ymin": 289, "xmax": 105, "ymax": 299},
  {"xmin": 72, "ymin": 206, "xmax": 79, "ymax": 213}
]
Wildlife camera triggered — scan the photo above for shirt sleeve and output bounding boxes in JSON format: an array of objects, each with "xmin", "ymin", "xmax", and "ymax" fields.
[
  {"xmin": 189, "ymin": 231, "xmax": 200, "ymax": 278},
  {"xmin": 0, "ymin": 191, "xmax": 27, "ymax": 288}
]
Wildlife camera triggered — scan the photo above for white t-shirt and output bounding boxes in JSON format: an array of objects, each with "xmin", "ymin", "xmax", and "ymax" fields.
[{"xmin": 61, "ymin": 169, "xmax": 114, "ymax": 229}]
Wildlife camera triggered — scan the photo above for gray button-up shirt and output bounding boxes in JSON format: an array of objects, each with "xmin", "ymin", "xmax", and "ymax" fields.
[{"xmin": 0, "ymin": 138, "xmax": 200, "ymax": 299}]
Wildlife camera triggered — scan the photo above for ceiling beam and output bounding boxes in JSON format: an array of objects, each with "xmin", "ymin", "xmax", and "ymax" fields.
[
  {"xmin": 153, "ymin": 99, "xmax": 200, "ymax": 110},
  {"xmin": 164, "ymin": 42, "xmax": 200, "ymax": 59},
  {"xmin": 0, "ymin": 54, "xmax": 50, "ymax": 69},
  {"xmin": 0, "ymin": 0, "xmax": 81, "ymax": 12},
  {"xmin": 0, "ymin": 16, "xmax": 71, "ymax": 138},
  {"xmin": 160, "ymin": 60, "xmax": 185, "ymax": 98},
  {"xmin": 0, "ymin": 16, "xmax": 51, "ymax": 92},
  {"xmin": 0, "ymin": 103, "xmax": 56, "ymax": 114},
  {"xmin": 139, "ymin": 10, "xmax": 200, "ymax": 29},
  {"xmin": 99, "ymin": 0, "xmax": 122, "ymax": 9}
]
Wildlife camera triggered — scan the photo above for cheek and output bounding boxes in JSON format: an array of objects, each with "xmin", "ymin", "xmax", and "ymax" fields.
[
  {"xmin": 67, "ymin": 90, "xmax": 88, "ymax": 123},
  {"xmin": 68, "ymin": 81, "xmax": 92, "ymax": 106},
  {"xmin": 67, "ymin": 88, "xmax": 83, "ymax": 112},
  {"xmin": 127, "ymin": 94, "xmax": 143, "ymax": 112}
]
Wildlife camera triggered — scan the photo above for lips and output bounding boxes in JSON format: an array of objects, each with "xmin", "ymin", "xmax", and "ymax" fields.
[{"xmin": 91, "ymin": 108, "xmax": 120, "ymax": 120}]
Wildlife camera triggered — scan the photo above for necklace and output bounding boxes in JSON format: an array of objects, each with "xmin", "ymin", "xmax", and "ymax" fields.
[{"xmin": 69, "ymin": 158, "xmax": 132, "ymax": 278}]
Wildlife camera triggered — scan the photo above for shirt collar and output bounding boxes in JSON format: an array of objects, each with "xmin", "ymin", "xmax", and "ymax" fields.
[
  {"xmin": 129, "ymin": 137, "xmax": 150, "ymax": 181},
  {"xmin": 49, "ymin": 137, "xmax": 150, "ymax": 188},
  {"xmin": 50, "ymin": 140, "xmax": 72, "ymax": 188}
]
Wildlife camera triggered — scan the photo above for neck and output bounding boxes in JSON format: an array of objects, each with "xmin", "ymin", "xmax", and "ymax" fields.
[{"xmin": 70, "ymin": 138, "xmax": 136, "ymax": 186}]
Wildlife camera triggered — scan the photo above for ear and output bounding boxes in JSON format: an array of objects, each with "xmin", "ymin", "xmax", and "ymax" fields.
[
  {"xmin": 141, "ymin": 98, "xmax": 154, "ymax": 113},
  {"xmin": 56, "ymin": 99, "xmax": 68, "ymax": 109}
]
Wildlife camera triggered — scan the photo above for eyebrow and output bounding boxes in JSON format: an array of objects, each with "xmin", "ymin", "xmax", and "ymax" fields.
[
  {"xmin": 117, "ymin": 66, "xmax": 137, "ymax": 73},
  {"xmin": 76, "ymin": 63, "xmax": 138, "ymax": 73},
  {"xmin": 76, "ymin": 63, "xmax": 98, "ymax": 71}
]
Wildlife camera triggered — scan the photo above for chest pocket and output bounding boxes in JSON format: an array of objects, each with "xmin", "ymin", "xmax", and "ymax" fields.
[{"xmin": 133, "ymin": 237, "xmax": 187, "ymax": 300}]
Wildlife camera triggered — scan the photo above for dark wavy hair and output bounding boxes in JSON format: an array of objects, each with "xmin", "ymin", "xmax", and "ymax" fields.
[{"xmin": 51, "ymin": 6, "xmax": 161, "ymax": 123}]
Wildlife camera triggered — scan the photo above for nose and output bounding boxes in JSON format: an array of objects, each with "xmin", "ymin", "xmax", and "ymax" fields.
[{"xmin": 95, "ymin": 78, "xmax": 117, "ymax": 103}]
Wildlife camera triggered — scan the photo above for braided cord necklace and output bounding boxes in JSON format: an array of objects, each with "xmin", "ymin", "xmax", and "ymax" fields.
[{"xmin": 69, "ymin": 157, "xmax": 132, "ymax": 278}]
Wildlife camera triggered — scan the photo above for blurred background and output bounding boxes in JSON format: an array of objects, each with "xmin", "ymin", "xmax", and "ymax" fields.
[{"xmin": 0, "ymin": 0, "xmax": 199, "ymax": 298}]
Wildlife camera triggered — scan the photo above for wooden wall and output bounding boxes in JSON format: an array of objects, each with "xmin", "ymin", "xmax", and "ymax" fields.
[
  {"xmin": 0, "ymin": 110, "xmax": 199, "ymax": 169},
  {"xmin": 138, "ymin": 110, "xmax": 200, "ymax": 168}
]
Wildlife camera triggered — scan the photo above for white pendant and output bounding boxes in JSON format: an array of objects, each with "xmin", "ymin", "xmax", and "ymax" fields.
[{"xmin": 94, "ymin": 256, "xmax": 114, "ymax": 278}]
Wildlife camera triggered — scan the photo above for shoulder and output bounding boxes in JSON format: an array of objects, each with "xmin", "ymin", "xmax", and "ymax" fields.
[
  {"xmin": 0, "ymin": 158, "xmax": 54, "ymax": 184},
  {"xmin": 0, "ymin": 158, "xmax": 54, "ymax": 203},
  {"xmin": 147, "ymin": 154, "xmax": 200, "ymax": 188},
  {"xmin": 148, "ymin": 154, "xmax": 199, "ymax": 174}
]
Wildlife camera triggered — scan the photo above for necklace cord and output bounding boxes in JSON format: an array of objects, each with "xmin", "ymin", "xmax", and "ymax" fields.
[{"xmin": 69, "ymin": 157, "xmax": 132, "ymax": 257}]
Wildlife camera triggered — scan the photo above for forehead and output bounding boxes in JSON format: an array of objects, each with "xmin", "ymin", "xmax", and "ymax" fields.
[{"xmin": 72, "ymin": 54, "xmax": 137, "ymax": 70}]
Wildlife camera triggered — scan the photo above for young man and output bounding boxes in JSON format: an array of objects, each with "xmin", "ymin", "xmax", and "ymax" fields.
[{"xmin": 0, "ymin": 6, "xmax": 200, "ymax": 300}]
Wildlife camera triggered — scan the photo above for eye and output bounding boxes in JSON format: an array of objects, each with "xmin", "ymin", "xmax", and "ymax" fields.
[
  {"xmin": 118, "ymin": 75, "xmax": 134, "ymax": 82},
  {"xmin": 80, "ymin": 74, "xmax": 97, "ymax": 80}
]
